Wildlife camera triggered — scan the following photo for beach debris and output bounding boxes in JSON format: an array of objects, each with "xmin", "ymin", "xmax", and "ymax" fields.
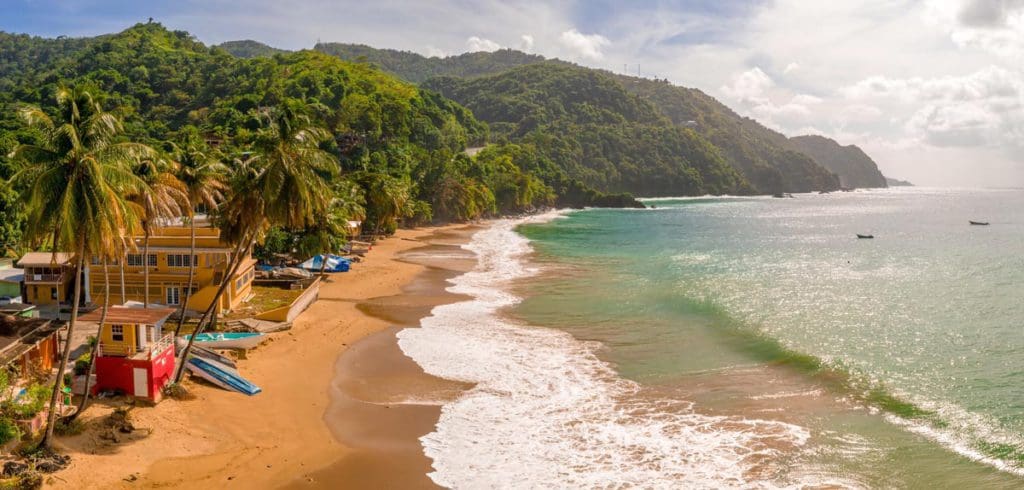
[
  {"xmin": 31, "ymin": 453, "xmax": 70, "ymax": 474},
  {"xmin": 3, "ymin": 460, "xmax": 28, "ymax": 477},
  {"xmin": 97, "ymin": 406, "xmax": 151, "ymax": 444}
]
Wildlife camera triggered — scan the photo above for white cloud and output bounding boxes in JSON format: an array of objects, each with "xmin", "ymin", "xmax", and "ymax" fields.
[
  {"xmin": 720, "ymin": 67, "xmax": 773, "ymax": 104},
  {"xmin": 424, "ymin": 45, "xmax": 446, "ymax": 58},
  {"xmin": 466, "ymin": 36, "xmax": 501, "ymax": 52},
  {"xmin": 558, "ymin": 28, "xmax": 610, "ymax": 60},
  {"xmin": 520, "ymin": 34, "xmax": 535, "ymax": 52},
  {"xmin": 783, "ymin": 62, "xmax": 800, "ymax": 74}
]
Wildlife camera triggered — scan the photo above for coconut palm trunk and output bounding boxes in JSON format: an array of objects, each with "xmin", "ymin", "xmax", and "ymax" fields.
[
  {"xmin": 173, "ymin": 235, "xmax": 251, "ymax": 383},
  {"xmin": 173, "ymin": 216, "xmax": 198, "ymax": 338},
  {"xmin": 39, "ymin": 241, "xmax": 85, "ymax": 448},
  {"xmin": 143, "ymin": 226, "xmax": 151, "ymax": 308},
  {"xmin": 69, "ymin": 258, "xmax": 109, "ymax": 422},
  {"xmin": 120, "ymin": 250, "xmax": 127, "ymax": 305}
]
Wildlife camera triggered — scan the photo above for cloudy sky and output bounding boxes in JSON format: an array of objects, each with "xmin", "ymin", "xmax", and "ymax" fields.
[{"xmin": 4, "ymin": 0, "xmax": 1024, "ymax": 186}]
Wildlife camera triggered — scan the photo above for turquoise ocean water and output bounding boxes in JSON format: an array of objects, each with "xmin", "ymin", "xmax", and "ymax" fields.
[{"xmin": 511, "ymin": 188, "xmax": 1024, "ymax": 487}]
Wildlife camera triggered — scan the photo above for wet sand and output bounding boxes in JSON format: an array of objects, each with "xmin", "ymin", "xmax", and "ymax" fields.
[{"xmin": 296, "ymin": 229, "xmax": 479, "ymax": 488}]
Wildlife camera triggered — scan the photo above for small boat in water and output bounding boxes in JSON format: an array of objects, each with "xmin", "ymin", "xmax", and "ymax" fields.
[
  {"xmin": 969, "ymin": 221, "xmax": 989, "ymax": 226},
  {"xmin": 183, "ymin": 332, "xmax": 267, "ymax": 350},
  {"xmin": 857, "ymin": 234, "xmax": 874, "ymax": 239}
]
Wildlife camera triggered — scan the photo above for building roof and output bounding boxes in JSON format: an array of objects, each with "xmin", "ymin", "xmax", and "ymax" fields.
[
  {"xmin": 0, "ymin": 268, "xmax": 23, "ymax": 283},
  {"xmin": 17, "ymin": 252, "xmax": 75, "ymax": 267},
  {"xmin": 78, "ymin": 306, "xmax": 176, "ymax": 325},
  {"xmin": 0, "ymin": 320, "xmax": 61, "ymax": 368}
]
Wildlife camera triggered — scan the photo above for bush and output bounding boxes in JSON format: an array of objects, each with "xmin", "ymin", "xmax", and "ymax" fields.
[
  {"xmin": 6, "ymin": 385, "xmax": 49, "ymax": 420},
  {"xmin": 0, "ymin": 417, "xmax": 22, "ymax": 445},
  {"xmin": 54, "ymin": 418, "xmax": 86, "ymax": 437},
  {"xmin": 73, "ymin": 352, "xmax": 92, "ymax": 376}
]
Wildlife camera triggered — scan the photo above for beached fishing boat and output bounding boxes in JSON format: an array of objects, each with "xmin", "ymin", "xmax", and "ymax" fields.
[
  {"xmin": 186, "ymin": 357, "xmax": 261, "ymax": 395},
  {"xmin": 969, "ymin": 221, "xmax": 989, "ymax": 226},
  {"xmin": 183, "ymin": 332, "xmax": 267, "ymax": 350},
  {"xmin": 857, "ymin": 234, "xmax": 874, "ymax": 239}
]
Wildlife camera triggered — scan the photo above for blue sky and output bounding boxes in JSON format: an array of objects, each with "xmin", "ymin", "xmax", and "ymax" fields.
[{"xmin": 2, "ymin": 0, "xmax": 1023, "ymax": 186}]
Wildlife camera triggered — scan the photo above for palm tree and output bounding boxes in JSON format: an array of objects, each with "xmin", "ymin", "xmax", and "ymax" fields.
[
  {"xmin": 9, "ymin": 87, "xmax": 147, "ymax": 448},
  {"xmin": 360, "ymin": 172, "xmax": 411, "ymax": 235},
  {"xmin": 68, "ymin": 258, "xmax": 109, "ymax": 422},
  {"xmin": 174, "ymin": 103, "xmax": 337, "ymax": 382},
  {"xmin": 130, "ymin": 157, "xmax": 187, "ymax": 308},
  {"xmin": 172, "ymin": 155, "xmax": 265, "ymax": 383},
  {"xmin": 170, "ymin": 140, "xmax": 226, "ymax": 338}
]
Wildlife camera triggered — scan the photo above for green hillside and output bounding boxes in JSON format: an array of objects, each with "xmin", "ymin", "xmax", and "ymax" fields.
[
  {"xmin": 315, "ymin": 43, "xmax": 545, "ymax": 83},
  {"xmin": 317, "ymin": 44, "xmax": 850, "ymax": 194},
  {"xmin": 216, "ymin": 39, "xmax": 287, "ymax": 58},
  {"xmin": 788, "ymin": 135, "xmax": 887, "ymax": 188},
  {"xmin": 0, "ymin": 23, "xmax": 644, "ymax": 253},
  {"xmin": 424, "ymin": 63, "xmax": 751, "ymax": 196}
]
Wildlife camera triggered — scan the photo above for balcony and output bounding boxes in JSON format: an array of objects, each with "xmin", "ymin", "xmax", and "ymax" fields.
[
  {"xmin": 98, "ymin": 334, "xmax": 174, "ymax": 361},
  {"xmin": 26, "ymin": 273, "xmax": 64, "ymax": 283}
]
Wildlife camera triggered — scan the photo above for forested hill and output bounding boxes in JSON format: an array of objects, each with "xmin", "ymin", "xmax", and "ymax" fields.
[
  {"xmin": 315, "ymin": 44, "xmax": 546, "ymax": 83},
  {"xmin": 316, "ymin": 44, "xmax": 848, "ymax": 193},
  {"xmin": 216, "ymin": 40, "xmax": 286, "ymax": 58},
  {"xmin": 614, "ymin": 76, "xmax": 840, "ymax": 193},
  {"xmin": 0, "ymin": 22, "xmax": 651, "ymax": 252},
  {"xmin": 424, "ymin": 63, "xmax": 751, "ymax": 196},
  {"xmin": 787, "ymin": 135, "xmax": 887, "ymax": 188}
]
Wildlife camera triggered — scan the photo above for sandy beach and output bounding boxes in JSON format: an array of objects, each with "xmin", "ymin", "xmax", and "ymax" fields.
[{"xmin": 49, "ymin": 224, "xmax": 479, "ymax": 489}]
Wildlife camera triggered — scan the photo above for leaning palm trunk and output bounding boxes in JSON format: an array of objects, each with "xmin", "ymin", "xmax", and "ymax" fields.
[
  {"xmin": 172, "ymin": 216, "xmax": 198, "ymax": 338},
  {"xmin": 69, "ymin": 259, "xmax": 109, "ymax": 422},
  {"xmin": 39, "ymin": 241, "xmax": 85, "ymax": 449},
  {"xmin": 173, "ymin": 234, "xmax": 251, "ymax": 383},
  {"xmin": 143, "ymin": 227, "xmax": 151, "ymax": 308},
  {"xmin": 120, "ymin": 251, "xmax": 126, "ymax": 305}
]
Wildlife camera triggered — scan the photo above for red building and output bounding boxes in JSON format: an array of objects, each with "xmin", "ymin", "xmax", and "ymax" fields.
[{"xmin": 78, "ymin": 306, "xmax": 177, "ymax": 403}]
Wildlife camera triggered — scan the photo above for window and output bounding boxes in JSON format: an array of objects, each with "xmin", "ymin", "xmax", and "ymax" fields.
[
  {"xmin": 111, "ymin": 325, "xmax": 124, "ymax": 341},
  {"xmin": 166, "ymin": 286, "xmax": 180, "ymax": 305},
  {"xmin": 166, "ymin": 254, "xmax": 198, "ymax": 268},
  {"xmin": 127, "ymin": 254, "xmax": 157, "ymax": 266},
  {"xmin": 50, "ymin": 287, "xmax": 57, "ymax": 300}
]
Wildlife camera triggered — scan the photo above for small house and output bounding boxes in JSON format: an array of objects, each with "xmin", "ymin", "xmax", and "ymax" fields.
[
  {"xmin": 16, "ymin": 252, "xmax": 80, "ymax": 306},
  {"xmin": 79, "ymin": 306, "xmax": 176, "ymax": 403}
]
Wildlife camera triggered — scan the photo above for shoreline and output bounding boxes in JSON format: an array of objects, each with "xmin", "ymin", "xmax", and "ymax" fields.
[{"xmin": 49, "ymin": 224, "xmax": 479, "ymax": 489}]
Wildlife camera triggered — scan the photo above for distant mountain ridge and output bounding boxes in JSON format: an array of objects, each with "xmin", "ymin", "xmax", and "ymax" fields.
[
  {"xmin": 215, "ymin": 39, "xmax": 285, "ymax": 58},
  {"xmin": 788, "ymin": 135, "xmax": 887, "ymax": 188},
  {"xmin": 312, "ymin": 43, "xmax": 871, "ymax": 194},
  {"xmin": 315, "ymin": 44, "xmax": 546, "ymax": 83}
]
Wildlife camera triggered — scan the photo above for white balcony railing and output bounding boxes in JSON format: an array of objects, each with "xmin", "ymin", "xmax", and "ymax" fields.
[{"xmin": 98, "ymin": 334, "xmax": 174, "ymax": 360}]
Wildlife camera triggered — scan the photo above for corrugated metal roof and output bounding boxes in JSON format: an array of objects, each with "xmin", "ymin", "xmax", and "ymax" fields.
[
  {"xmin": 78, "ymin": 306, "xmax": 176, "ymax": 325},
  {"xmin": 17, "ymin": 252, "xmax": 75, "ymax": 266}
]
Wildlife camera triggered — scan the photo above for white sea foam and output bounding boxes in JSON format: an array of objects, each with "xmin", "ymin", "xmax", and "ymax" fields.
[{"xmin": 397, "ymin": 212, "xmax": 811, "ymax": 488}]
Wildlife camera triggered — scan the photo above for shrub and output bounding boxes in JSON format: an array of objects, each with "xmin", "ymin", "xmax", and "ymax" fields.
[{"xmin": 0, "ymin": 417, "xmax": 22, "ymax": 445}]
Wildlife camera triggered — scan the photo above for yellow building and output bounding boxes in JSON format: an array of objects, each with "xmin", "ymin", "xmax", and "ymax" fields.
[
  {"xmin": 16, "ymin": 252, "xmax": 77, "ymax": 306},
  {"xmin": 89, "ymin": 219, "xmax": 255, "ymax": 315}
]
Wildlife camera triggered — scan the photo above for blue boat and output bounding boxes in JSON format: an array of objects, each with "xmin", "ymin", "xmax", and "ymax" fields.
[
  {"xmin": 184, "ymin": 332, "xmax": 266, "ymax": 350},
  {"xmin": 186, "ymin": 357, "xmax": 261, "ymax": 395},
  {"xmin": 300, "ymin": 254, "xmax": 350, "ymax": 273}
]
